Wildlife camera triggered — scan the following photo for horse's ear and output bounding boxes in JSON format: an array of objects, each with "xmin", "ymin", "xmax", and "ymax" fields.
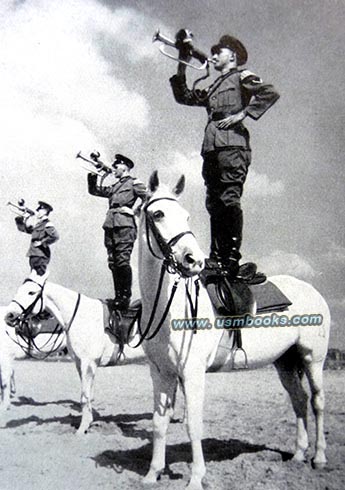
[
  {"xmin": 173, "ymin": 175, "xmax": 185, "ymax": 196},
  {"xmin": 148, "ymin": 171, "xmax": 159, "ymax": 192},
  {"xmin": 29, "ymin": 269, "xmax": 49, "ymax": 284}
]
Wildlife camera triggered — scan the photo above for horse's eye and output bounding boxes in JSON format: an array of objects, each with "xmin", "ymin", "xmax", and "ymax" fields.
[
  {"xmin": 153, "ymin": 210, "xmax": 164, "ymax": 220},
  {"xmin": 28, "ymin": 291, "xmax": 36, "ymax": 296}
]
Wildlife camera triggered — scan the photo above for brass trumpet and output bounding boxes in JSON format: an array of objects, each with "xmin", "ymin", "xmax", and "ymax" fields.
[
  {"xmin": 7, "ymin": 199, "xmax": 35, "ymax": 217},
  {"xmin": 153, "ymin": 28, "xmax": 213, "ymax": 70},
  {"xmin": 76, "ymin": 151, "xmax": 112, "ymax": 175}
]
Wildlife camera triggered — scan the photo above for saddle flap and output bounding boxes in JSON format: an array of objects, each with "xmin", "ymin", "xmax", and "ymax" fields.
[{"xmin": 103, "ymin": 299, "xmax": 142, "ymax": 344}]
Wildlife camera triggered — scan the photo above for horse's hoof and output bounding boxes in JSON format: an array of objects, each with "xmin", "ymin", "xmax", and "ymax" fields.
[
  {"xmin": 186, "ymin": 482, "xmax": 203, "ymax": 490},
  {"xmin": 142, "ymin": 469, "xmax": 162, "ymax": 485},
  {"xmin": 312, "ymin": 460, "xmax": 327, "ymax": 470},
  {"xmin": 75, "ymin": 427, "xmax": 89, "ymax": 436}
]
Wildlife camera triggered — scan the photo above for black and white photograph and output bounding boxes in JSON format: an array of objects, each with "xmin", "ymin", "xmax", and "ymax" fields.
[{"xmin": 0, "ymin": 1, "xmax": 344, "ymax": 489}]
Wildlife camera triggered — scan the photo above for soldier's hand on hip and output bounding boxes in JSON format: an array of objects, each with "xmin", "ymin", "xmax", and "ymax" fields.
[
  {"xmin": 217, "ymin": 110, "xmax": 246, "ymax": 129},
  {"xmin": 33, "ymin": 240, "xmax": 42, "ymax": 247}
]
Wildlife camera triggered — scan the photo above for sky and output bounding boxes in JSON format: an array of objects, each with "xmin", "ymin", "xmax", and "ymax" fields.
[{"xmin": 1, "ymin": 0, "xmax": 344, "ymax": 347}]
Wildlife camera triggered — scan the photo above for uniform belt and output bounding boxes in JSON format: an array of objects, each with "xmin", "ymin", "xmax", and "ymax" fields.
[{"xmin": 211, "ymin": 111, "xmax": 233, "ymax": 121}]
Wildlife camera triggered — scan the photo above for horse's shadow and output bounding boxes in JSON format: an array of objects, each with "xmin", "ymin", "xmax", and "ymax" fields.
[
  {"xmin": 91, "ymin": 438, "xmax": 293, "ymax": 479},
  {"xmin": 12, "ymin": 396, "xmax": 80, "ymax": 410},
  {"xmin": 4, "ymin": 396, "xmax": 152, "ymax": 438}
]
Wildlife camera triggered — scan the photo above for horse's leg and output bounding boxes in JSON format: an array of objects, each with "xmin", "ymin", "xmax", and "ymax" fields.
[
  {"xmin": 0, "ymin": 361, "xmax": 13, "ymax": 411},
  {"xmin": 303, "ymin": 359, "xmax": 327, "ymax": 468},
  {"xmin": 143, "ymin": 364, "xmax": 177, "ymax": 484},
  {"xmin": 75, "ymin": 358, "xmax": 97, "ymax": 435},
  {"xmin": 10, "ymin": 370, "xmax": 16, "ymax": 397},
  {"xmin": 183, "ymin": 370, "xmax": 206, "ymax": 490},
  {"xmin": 274, "ymin": 352, "xmax": 309, "ymax": 462}
]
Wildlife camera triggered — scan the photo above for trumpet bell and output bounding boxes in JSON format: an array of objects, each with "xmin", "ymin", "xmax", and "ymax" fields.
[
  {"xmin": 153, "ymin": 28, "xmax": 212, "ymax": 71},
  {"xmin": 152, "ymin": 29, "xmax": 175, "ymax": 48}
]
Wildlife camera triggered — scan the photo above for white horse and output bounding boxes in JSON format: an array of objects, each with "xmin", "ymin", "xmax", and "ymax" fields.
[
  {"xmin": 0, "ymin": 307, "xmax": 16, "ymax": 410},
  {"xmin": 138, "ymin": 172, "xmax": 330, "ymax": 490},
  {"xmin": 4, "ymin": 272, "xmax": 125, "ymax": 434}
]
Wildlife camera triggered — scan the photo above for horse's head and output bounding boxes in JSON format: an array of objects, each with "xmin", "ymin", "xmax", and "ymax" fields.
[
  {"xmin": 141, "ymin": 171, "xmax": 205, "ymax": 277},
  {"xmin": 5, "ymin": 270, "xmax": 48, "ymax": 328}
]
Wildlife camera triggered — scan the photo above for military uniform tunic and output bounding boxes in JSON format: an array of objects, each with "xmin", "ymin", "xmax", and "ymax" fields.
[
  {"xmin": 170, "ymin": 68, "xmax": 279, "ymax": 261},
  {"xmin": 15, "ymin": 215, "xmax": 59, "ymax": 275},
  {"xmin": 88, "ymin": 173, "xmax": 147, "ymax": 269}
]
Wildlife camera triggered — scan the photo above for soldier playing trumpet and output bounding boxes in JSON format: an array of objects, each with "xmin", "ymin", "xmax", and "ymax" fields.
[
  {"xmin": 14, "ymin": 200, "xmax": 59, "ymax": 276},
  {"xmin": 169, "ymin": 32, "xmax": 280, "ymax": 278},
  {"xmin": 87, "ymin": 153, "xmax": 147, "ymax": 310}
]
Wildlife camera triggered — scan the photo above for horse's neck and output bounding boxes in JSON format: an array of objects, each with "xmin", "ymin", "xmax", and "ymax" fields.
[{"xmin": 44, "ymin": 282, "xmax": 79, "ymax": 329}]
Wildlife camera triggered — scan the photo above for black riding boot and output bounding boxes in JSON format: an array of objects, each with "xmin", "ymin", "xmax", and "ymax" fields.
[
  {"xmin": 218, "ymin": 206, "xmax": 243, "ymax": 279},
  {"xmin": 206, "ymin": 216, "xmax": 222, "ymax": 269},
  {"xmin": 111, "ymin": 269, "xmax": 120, "ymax": 303},
  {"xmin": 113, "ymin": 265, "xmax": 132, "ymax": 310}
]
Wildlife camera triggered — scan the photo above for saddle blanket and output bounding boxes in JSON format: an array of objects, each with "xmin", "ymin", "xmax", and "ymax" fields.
[{"xmin": 249, "ymin": 281, "xmax": 292, "ymax": 314}]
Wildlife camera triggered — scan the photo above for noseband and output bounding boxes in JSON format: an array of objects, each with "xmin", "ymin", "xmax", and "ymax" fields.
[{"xmin": 144, "ymin": 197, "xmax": 194, "ymax": 273}]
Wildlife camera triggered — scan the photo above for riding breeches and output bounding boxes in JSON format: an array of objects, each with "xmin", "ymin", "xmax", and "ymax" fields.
[
  {"xmin": 29, "ymin": 256, "xmax": 50, "ymax": 276},
  {"xmin": 202, "ymin": 148, "xmax": 251, "ymax": 216},
  {"xmin": 104, "ymin": 227, "xmax": 137, "ymax": 270}
]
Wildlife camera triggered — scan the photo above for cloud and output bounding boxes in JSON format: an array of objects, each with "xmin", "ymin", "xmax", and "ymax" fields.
[
  {"xmin": 256, "ymin": 249, "xmax": 317, "ymax": 279},
  {"xmin": 246, "ymin": 169, "xmax": 285, "ymax": 198},
  {"xmin": 0, "ymin": 0, "xmax": 160, "ymax": 301},
  {"xmin": 169, "ymin": 150, "xmax": 203, "ymax": 185},
  {"xmin": 0, "ymin": 1, "xmax": 151, "ymax": 162}
]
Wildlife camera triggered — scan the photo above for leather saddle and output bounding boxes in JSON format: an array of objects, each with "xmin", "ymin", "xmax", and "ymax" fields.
[
  {"xmin": 15, "ymin": 312, "xmax": 62, "ymax": 339},
  {"xmin": 200, "ymin": 261, "xmax": 292, "ymax": 318},
  {"xmin": 200, "ymin": 261, "xmax": 265, "ymax": 317},
  {"xmin": 103, "ymin": 299, "xmax": 142, "ymax": 351}
]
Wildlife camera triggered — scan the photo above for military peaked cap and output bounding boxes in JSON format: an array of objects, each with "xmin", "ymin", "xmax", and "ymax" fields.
[
  {"xmin": 37, "ymin": 201, "xmax": 53, "ymax": 213},
  {"xmin": 211, "ymin": 34, "xmax": 248, "ymax": 66},
  {"xmin": 113, "ymin": 154, "xmax": 134, "ymax": 169}
]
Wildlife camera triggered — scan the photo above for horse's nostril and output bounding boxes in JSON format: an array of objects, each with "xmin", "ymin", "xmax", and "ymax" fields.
[
  {"xmin": 5, "ymin": 312, "xmax": 15, "ymax": 326},
  {"xmin": 185, "ymin": 253, "xmax": 195, "ymax": 265}
]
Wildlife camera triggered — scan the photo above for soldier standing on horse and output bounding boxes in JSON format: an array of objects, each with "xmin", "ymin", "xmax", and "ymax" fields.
[
  {"xmin": 170, "ymin": 33, "xmax": 280, "ymax": 278},
  {"xmin": 87, "ymin": 154, "xmax": 147, "ymax": 310},
  {"xmin": 15, "ymin": 201, "xmax": 59, "ymax": 276}
]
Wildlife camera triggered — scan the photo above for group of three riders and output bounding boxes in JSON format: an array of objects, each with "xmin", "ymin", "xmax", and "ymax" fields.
[{"xmin": 15, "ymin": 32, "xmax": 279, "ymax": 310}]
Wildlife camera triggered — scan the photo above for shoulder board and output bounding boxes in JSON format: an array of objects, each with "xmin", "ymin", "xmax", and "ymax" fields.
[
  {"xmin": 240, "ymin": 70, "xmax": 262, "ymax": 83},
  {"xmin": 132, "ymin": 178, "xmax": 145, "ymax": 185},
  {"xmin": 45, "ymin": 221, "xmax": 55, "ymax": 228}
]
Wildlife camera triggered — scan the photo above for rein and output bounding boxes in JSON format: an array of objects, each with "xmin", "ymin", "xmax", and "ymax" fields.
[{"xmin": 131, "ymin": 196, "xmax": 199, "ymax": 346}]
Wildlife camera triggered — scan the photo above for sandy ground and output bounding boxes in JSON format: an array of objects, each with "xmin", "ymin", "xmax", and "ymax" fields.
[{"xmin": 0, "ymin": 360, "xmax": 344, "ymax": 490}]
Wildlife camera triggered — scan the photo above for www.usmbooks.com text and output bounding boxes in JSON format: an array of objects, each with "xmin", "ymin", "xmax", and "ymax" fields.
[{"xmin": 171, "ymin": 313, "xmax": 323, "ymax": 331}]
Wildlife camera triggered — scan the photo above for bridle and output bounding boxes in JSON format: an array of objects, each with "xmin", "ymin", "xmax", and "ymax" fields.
[
  {"xmin": 11, "ymin": 278, "xmax": 45, "ymax": 320},
  {"xmin": 130, "ymin": 196, "xmax": 200, "ymax": 347}
]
